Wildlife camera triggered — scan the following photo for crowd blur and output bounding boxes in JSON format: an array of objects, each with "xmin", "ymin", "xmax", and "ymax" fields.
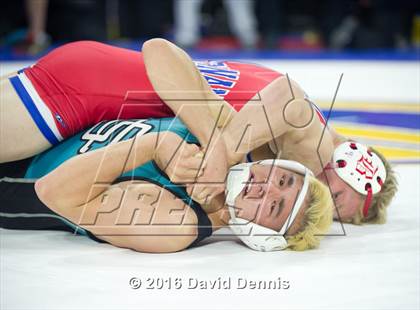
[{"xmin": 0, "ymin": 0, "xmax": 419, "ymax": 54}]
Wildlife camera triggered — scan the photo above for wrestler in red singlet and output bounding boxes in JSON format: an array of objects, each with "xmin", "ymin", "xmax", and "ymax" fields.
[{"xmin": 14, "ymin": 41, "xmax": 325, "ymax": 143}]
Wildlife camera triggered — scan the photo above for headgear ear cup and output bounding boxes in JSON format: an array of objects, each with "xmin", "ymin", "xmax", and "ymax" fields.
[
  {"xmin": 225, "ymin": 163, "xmax": 251, "ymax": 206},
  {"xmin": 333, "ymin": 142, "xmax": 387, "ymax": 217}
]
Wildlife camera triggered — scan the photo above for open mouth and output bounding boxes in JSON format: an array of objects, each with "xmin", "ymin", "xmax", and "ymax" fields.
[{"xmin": 242, "ymin": 172, "xmax": 255, "ymax": 198}]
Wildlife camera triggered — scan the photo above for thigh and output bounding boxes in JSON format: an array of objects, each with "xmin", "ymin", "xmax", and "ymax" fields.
[{"xmin": 0, "ymin": 74, "xmax": 51, "ymax": 163}]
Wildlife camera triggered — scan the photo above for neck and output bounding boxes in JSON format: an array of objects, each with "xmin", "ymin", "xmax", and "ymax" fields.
[
  {"xmin": 316, "ymin": 132, "xmax": 347, "ymax": 183},
  {"xmin": 329, "ymin": 127, "xmax": 348, "ymax": 148},
  {"xmin": 316, "ymin": 163, "xmax": 335, "ymax": 186}
]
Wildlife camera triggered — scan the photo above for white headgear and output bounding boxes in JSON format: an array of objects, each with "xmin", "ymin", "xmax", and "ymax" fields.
[
  {"xmin": 332, "ymin": 141, "xmax": 386, "ymax": 217},
  {"xmin": 225, "ymin": 159, "xmax": 313, "ymax": 251}
]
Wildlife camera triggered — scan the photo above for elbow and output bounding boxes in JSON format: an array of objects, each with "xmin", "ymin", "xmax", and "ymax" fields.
[
  {"xmin": 142, "ymin": 38, "xmax": 187, "ymax": 65},
  {"xmin": 131, "ymin": 226, "xmax": 198, "ymax": 253},
  {"xmin": 161, "ymin": 228, "xmax": 198, "ymax": 253},
  {"xmin": 142, "ymin": 38, "xmax": 174, "ymax": 78},
  {"xmin": 34, "ymin": 177, "xmax": 54, "ymax": 207},
  {"xmin": 142, "ymin": 38, "xmax": 172, "ymax": 53}
]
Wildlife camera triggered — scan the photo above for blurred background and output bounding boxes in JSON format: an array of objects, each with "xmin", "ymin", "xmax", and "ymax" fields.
[
  {"xmin": 0, "ymin": 0, "xmax": 419, "ymax": 56},
  {"xmin": 0, "ymin": 5, "xmax": 419, "ymax": 308}
]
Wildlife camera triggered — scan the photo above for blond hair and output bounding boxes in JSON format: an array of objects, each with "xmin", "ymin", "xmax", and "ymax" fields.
[
  {"xmin": 286, "ymin": 176, "xmax": 333, "ymax": 251},
  {"xmin": 331, "ymin": 134, "xmax": 398, "ymax": 225},
  {"xmin": 351, "ymin": 147, "xmax": 398, "ymax": 225}
]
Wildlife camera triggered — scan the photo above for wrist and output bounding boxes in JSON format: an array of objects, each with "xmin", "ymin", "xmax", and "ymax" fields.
[
  {"xmin": 198, "ymin": 124, "xmax": 229, "ymax": 149},
  {"xmin": 220, "ymin": 129, "xmax": 244, "ymax": 166},
  {"xmin": 152, "ymin": 131, "xmax": 179, "ymax": 167},
  {"xmin": 202, "ymin": 135, "xmax": 227, "ymax": 160}
]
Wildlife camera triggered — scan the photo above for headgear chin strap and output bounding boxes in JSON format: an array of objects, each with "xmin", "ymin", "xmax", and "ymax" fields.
[
  {"xmin": 332, "ymin": 142, "xmax": 387, "ymax": 217},
  {"xmin": 225, "ymin": 159, "xmax": 313, "ymax": 252}
]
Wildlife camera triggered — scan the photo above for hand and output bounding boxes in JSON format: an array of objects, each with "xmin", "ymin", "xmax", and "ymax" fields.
[
  {"xmin": 154, "ymin": 132, "xmax": 205, "ymax": 184},
  {"xmin": 186, "ymin": 138, "xmax": 228, "ymax": 205}
]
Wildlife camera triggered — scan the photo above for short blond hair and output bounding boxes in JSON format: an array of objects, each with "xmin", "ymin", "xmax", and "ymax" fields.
[
  {"xmin": 286, "ymin": 176, "xmax": 333, "ymax": 251},
  {"xmin": 351, "ymin": 147, "xmax": 398, "ymax": 225}
]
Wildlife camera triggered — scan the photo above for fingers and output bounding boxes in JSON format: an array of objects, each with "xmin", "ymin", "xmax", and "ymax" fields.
[
  {"xmin": 193, "ymin": 150, "xmax": 204, "ymax": 158},
  {"xmin": 185, "ymin": 144, "xmax": 205, "ymax": 162},
  {"xmin": 193, "ymin": 187, "xmax": 212, "ymax": 204},
  {"xmin": 183, "ymin": 156, "xmax": 205, "ymax": 171},
  {"xmin": 168, "ymin": 157, "xmax": 205, "ymax": 181},
  {"xmin": 187, "ymin": 184, "xmax": 225, "ymax": 205},
  {"xmin": 170, "ymin": 169, "xmax": 203, "ymax": 184},
  {"xmin": 165, "ymin": 157, "xmax": 206, "ymax": 184},
  {"xmin": 184, "ymin": 143, "xmax": 201, "ymax": 155},
  {"xmin": 179, "ymin": 145, "xmax": 206, "ymax": 172}
]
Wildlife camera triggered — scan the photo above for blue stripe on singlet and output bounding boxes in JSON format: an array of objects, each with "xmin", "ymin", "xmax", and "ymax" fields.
[{"xmin": 9, "ymin": 75, "xmax": 59, "ymax": 145}]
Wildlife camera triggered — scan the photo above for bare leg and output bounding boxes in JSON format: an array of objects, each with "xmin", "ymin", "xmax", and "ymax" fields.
[{"xmin": 0, "ymin": 74, "xmax": 51, "ymax": 163}]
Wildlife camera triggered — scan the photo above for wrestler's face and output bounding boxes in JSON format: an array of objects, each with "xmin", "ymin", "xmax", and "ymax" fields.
[
  {"xmin": 329, "ymin": 170, "xmax": 364, "ymax": 222},
  {"xmin": 233, "ymin": 164, "xmax": 308, "ymax": 234}
]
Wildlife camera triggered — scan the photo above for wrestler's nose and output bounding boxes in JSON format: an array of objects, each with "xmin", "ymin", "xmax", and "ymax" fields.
[
  {"xmin": 247, "ymin": 181, "xmax": 283, "ymax": 199},
  {"xmin": 246, "ymin": 184, "xmax": 265, "ymax": 198},
  {"xmin": 265, "ymin": 182, "xmax": 283, "ymax": 199}
]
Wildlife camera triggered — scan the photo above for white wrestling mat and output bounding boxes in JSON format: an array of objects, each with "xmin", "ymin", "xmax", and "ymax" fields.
[
  {"xmin": 1, "ymin": 60, "xmax": 419, "ymax": 310},
  {"xmin": 1, "ymin": 164, "xmax": 419, "ymax": 310}
]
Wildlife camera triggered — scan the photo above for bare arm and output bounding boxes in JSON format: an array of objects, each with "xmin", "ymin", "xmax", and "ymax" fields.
[
  {"xmin": 64, "ymin": 181, "xmax": 199, "ymax": 253},
  {"xmin": 142, "ymin": 38, "xmax": 235, "ymax": 142},
  {"xmin": 142, "ymin": 38, "xmax": 233, "ymax": 202},
  {"xmin": 35, "ymin": 132, "xmax": 159, "ymax": 209},
  {"xmin": 142, "ymin": 40, "xmax": 310, "ymax": 167},
  {"xmin": 221, "ymin": 76, "xmax": 313, "ymax": 163},
  {"xmin": 34, "ymin": 132, "xmax": 200, "ymax": 253}
]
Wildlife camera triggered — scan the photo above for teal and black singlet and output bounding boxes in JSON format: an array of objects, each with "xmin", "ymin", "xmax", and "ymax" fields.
[{"xmin": 0, "ymin": 118, "xmax": 213, "ymax": 247}]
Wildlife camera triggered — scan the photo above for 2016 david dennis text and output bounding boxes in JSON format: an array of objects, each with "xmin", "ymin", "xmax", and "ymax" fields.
[
  {"xmin": 131, "ymin": 276, "xmax": 291, "ymax": 290},
  {"xmin": 189, "ymin": 277, "xmax": 290, "ymax": 290}
]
